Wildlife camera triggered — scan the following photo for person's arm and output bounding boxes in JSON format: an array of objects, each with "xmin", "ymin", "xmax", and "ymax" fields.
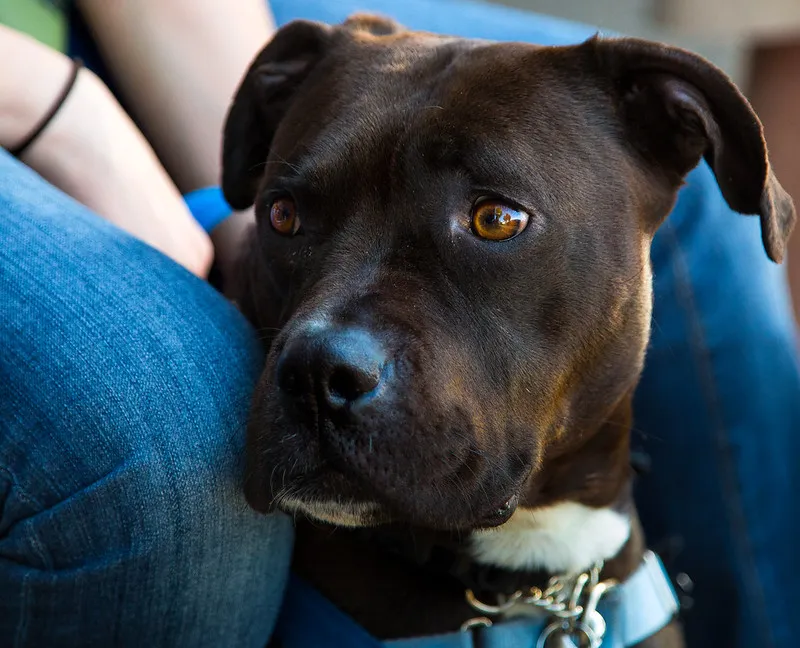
[
  {"xmin": 76, "ymin": 0, "xmax": 277, "ymax": 280},
  {"xmin": 0, "ymin": 25, "xmax": 213, "ymax": 277},
  {"xmin": 77, "ymin": 0, "xmax": 276, "ymax": 194}
]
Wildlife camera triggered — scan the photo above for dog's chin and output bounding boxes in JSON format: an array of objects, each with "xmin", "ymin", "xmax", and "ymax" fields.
[
  {"xmin": 278, "ymin": 496, "xmax": 390, "ymax": 528},
  {"xmin": 254, "ymin": 467, "xmax": 521, "ymax": 531},
  {"xmin": 246, "ymin": 447, "xmax": 524, "ymax": 529},
  {"xmin": 247, "ymin": 465, "xmax": 393, "ymax": 527}
]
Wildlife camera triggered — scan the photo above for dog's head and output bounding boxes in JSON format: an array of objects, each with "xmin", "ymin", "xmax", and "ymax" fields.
[{"xmin": 223, "ymin": 16, "xmax": 794, "ymax": 530}]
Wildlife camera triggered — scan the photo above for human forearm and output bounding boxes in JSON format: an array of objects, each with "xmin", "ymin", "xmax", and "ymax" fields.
[
  {"xmin": 0, "ymin": 25, "xmax": 213, "ymax": 277},
  {"xmin": 77, "ymin": 0, "xmax": 276, "ymax": 194},
  {"xmin": 0, "ymin": 25, "xmax": 77, "ymax": 150}
]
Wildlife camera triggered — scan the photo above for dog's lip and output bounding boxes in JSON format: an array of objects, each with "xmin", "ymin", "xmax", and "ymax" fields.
[
  {"xmin": 269, "ymin": 466, "xmax": 396, "ymax": 524},
  {"xmin": 269, "ymin": 465, "xmax": 375, "ymax": 508},
  {"xmin": 256, "ymin": 456, "xmax": 525, "ymax": 530}
]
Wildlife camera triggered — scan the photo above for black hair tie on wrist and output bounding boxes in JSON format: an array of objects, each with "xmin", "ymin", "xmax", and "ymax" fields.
[{"xmin": 10, "ymin": 58, "xmax": 84, "ymax": 159}]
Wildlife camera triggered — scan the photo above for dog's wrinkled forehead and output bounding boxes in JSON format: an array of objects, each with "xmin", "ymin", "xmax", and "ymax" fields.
[
  {"xmin": 266, "ymin": 38, "xmax": 634, "ymax": 226},
  {"xmin": 224, "ymin": 17, "xmax": 794, "ymax": 261},
  {"xmin": 267, "ymin": 36, "xmax": 465, "ymax": 182}
]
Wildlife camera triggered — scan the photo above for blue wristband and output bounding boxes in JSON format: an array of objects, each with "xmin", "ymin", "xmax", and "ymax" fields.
[{"xmin": 183, "ymin": 186, "xmax": 232, "ymax": 234}]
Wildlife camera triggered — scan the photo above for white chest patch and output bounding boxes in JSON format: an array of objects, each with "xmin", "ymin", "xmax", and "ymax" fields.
[{"xmin": 469, "ymin": 501, "xmax": 630, "ymax": 574}]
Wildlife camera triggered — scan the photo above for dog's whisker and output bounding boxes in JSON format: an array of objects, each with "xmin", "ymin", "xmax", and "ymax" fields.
[{"xmin": 272, "ymin": 154, "xmax": 303, "ymax": 175}]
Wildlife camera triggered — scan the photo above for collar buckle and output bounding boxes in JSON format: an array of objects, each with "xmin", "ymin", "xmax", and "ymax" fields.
[{"xmin": 463, "ymin": 561, "xmax": 618, "ymax": 646}]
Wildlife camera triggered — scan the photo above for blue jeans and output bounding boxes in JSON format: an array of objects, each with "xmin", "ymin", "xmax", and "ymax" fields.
[
  {"xmin": 0, "ymin": 150, "xmax": 293, "ymax": 647},
  {"xmin": 12, "ymin": 0, "xmax": 800, "ymax": 646}
]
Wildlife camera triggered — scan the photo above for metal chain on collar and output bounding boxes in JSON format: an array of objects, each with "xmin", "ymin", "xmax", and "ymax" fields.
[{"xmin": 461, "ymin": 562, "xmax": 618, "ymax": 648}]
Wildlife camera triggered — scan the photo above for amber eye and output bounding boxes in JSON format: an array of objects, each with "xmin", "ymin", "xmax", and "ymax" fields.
[
  {"xmin": 269, "ymin": 197, "xmax": 301, "ymax": 236},
  {"xmin": 470, "ymin": 200, "xmax": 529, "ymax": 241}
]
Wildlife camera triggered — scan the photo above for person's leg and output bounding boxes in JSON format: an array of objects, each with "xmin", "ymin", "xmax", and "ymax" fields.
[
  {"xmin": 633, "ymin": 163, "xmax": 800, "ymax": 648},
  {"xmin": 0, "ymin": 149, "xmax": 292, "ymax": 647}
]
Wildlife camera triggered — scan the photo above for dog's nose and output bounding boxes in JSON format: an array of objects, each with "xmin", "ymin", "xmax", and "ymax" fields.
[{"xmin": 276, "ymin": 326, "xmax": 387, "ymax": 408}]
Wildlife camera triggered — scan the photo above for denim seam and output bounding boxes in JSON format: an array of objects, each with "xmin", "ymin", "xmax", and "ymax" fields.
[
  {"xmin": 0, "ymin": 466, "xmax": 43, "ymax": 512},
  {"xmin": 664, "ymin": 223, "xmax": 776, "ymax": 647},
  {"xmin": 0, "ymin": 466, "xmax": 53, "ymax": 569},
  {"xmin": 14, "ymin": 572, "xmax": 30, "ymax": 648}
]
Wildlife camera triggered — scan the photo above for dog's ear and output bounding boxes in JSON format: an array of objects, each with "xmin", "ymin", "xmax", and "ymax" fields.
[
  {"xmin": 588, "ymin": 37, "xmax": 795, "ymax": 263},
  {"xmin": 341, "ymin": 13, "xmax": 402, "ymax": 36},
  {"xmin": 222, "ymin": 20, "xmax": 333, "ymax": 210}
]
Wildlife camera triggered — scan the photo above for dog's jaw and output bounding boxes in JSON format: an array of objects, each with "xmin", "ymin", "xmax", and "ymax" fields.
[{"xmin": 469, "ymin": 501, "xmax": 631, "ymax": 574}]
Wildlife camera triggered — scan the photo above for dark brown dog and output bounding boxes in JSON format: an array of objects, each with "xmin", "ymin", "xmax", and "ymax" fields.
[{"xmin": 221, "ymin": 14, "xmax": 795, "ymax": 646}]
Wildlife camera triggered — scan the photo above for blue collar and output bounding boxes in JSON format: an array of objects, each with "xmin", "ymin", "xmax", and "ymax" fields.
[{"xmin": 274, "ymin": 551, "xmax": 679, "ymax": 647}]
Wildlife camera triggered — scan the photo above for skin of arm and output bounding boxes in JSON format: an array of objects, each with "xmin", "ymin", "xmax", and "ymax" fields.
[
  {"xmin": 77, "ymin": 0, "xmax": 277, "ymax": 281},
  {"xmin": 0, "ymin": 24, "xmax": 213, "ymax": 277}
]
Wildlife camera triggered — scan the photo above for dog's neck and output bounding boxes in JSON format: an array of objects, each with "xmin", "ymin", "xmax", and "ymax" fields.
[
  {"xmin": 470, "ymin": 391, "xmax": 639, "ymax": 574},
  {"xmin": 469, "ymin": 500, "xmax": 632, "ymax": 575},
  {"xmin": 290, "ymin": 395, "xmax": 643, "ymax": 639}
]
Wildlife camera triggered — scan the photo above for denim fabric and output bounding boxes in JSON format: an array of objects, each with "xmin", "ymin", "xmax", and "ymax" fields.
[
  {"xmin": 633, "ymin": 170, "xmax": 800, "ymax": 648},
  {"xmin": 0, "ymin": 150, "xmax": 293, "ymax": 647},
  {"xmin": 49, "ymin": 1, "xmax": 800, "ymax": 646}
]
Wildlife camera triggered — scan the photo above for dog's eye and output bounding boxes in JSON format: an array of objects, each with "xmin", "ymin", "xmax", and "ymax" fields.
[
  {"xmin": 269, "ymin": 197, "xmax": 301, "ymax": 236},
  {"xmin": 470, "ymin": 200, "xmax": 529, "ymax": 241}
]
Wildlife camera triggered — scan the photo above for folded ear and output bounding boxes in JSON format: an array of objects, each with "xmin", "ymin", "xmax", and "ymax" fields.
[
  {"xmin": 222, "ymin": 20, "xmax": 332, "ymax": 210},
  {"xmin": 341, "ymin": 12, "xmax": 402, "ymax": 36},
  {"xmin": 589, "ymin": 36, "xmax": 796, "ymax": 263}
]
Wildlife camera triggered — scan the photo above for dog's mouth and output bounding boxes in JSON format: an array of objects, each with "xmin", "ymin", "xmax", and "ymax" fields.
[
  {"xmin": 261, "ymin": 466, "xmax": 391, "ymax": 526},
  {"xmin": 247, "ymin": 457, "xmax": 522, "ymax": 530}
]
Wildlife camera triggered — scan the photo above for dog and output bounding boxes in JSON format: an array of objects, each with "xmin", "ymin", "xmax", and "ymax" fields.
[{"xmin": 221, "ymin": 14, "xmax": 795, "ymax": 647}]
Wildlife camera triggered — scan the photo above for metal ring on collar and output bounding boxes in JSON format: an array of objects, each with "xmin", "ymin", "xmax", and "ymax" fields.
[
  {"xmin": 536, "ymin": 620, "xmax": 598, "ymax": 648},
  {"xmin": 465, "ymin": 589, "xmax": 522, "ymax": 615}
]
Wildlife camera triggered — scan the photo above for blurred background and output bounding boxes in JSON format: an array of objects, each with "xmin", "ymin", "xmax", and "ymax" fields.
[{"xmin": 4, "ymin": 0, "xmax": 800, "ymax": 319}]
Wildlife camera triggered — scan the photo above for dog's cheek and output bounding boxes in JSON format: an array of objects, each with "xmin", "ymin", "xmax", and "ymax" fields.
[
  {"xmin": 247, "ymin": 250, "xmax": 316, "ymax": 335},
  {"xmin": 247, "ymin": 367, "xmax": 325, "ymax": 476}
]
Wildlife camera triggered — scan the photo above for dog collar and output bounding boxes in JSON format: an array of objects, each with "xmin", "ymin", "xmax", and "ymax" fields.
[{"xmin": 274, "ymin": 550, "xmax": 679, "ymax": 647}]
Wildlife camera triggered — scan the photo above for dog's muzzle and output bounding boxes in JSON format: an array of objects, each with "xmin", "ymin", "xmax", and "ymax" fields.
[{"xmin": 247, "ymin": 321, "xmax": 524, "ymax": 529}]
